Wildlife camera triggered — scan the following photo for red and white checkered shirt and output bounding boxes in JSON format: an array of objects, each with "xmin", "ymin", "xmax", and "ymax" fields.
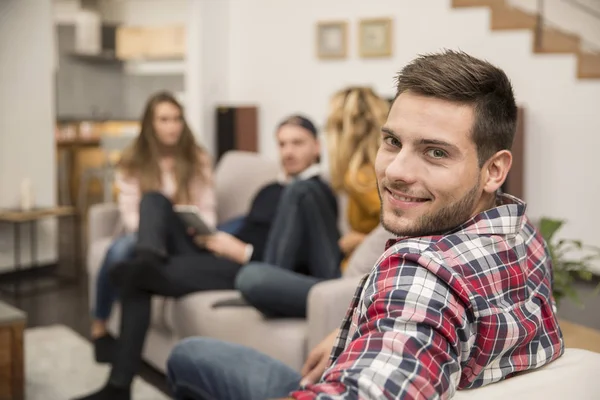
[{"xmin": 291, "ymin": 194, "xmax": 564, "ymax": 399}]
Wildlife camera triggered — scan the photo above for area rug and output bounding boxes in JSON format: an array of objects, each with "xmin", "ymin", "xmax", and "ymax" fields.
[{"xmin": 25, "ymin": 325, "xmax": 170, "ymax": 400}]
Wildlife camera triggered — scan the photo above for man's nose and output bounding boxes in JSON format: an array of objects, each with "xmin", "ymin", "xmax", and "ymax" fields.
[
  {"xmin": 281, "ymin": 145, "xmax": 293, "ymax": 156},
  {"xmin": 385, "ymin": 150, "xmax": 418, "ymax": 184}
]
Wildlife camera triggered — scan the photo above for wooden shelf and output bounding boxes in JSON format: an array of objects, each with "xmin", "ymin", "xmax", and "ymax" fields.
[
  {"xmin": 67, "ymin": 51, "xmax": 122, "ymax": 65},
  {"xmin": 116, "ymin": 25, "xmax": 186, "ymax": 61}
]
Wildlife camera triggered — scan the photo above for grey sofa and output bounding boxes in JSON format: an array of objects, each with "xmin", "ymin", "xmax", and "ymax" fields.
[
  {"xmin": 87, "ymin": 150, "xmax": 389, "ymax": 373},
  {"xmin": 87, "ymin": 151, "xmax": 600, "ymax": 399}
]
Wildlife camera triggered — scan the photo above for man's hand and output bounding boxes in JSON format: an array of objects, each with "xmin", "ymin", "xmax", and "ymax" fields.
[
  {"xmin": 300, "ymin": 328, "xmax": 340, "ymax": 386},
  {"xmin": 195, "ymin": 232, "xmax": 249, "ymax": 264},
  {"xmin": 338, "ymin": 231, "xmax": 366, "ymax": 255}
]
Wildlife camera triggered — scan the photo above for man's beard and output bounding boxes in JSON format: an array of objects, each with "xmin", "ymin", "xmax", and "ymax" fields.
[{"xmin": 379, "ymin": 180, "xmax": 481, "ymax": 238}]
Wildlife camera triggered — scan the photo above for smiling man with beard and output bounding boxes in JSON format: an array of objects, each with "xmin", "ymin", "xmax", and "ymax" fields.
[{"xmin": 165, "ymin": 50, "xmax": 564, "ymax": 400}]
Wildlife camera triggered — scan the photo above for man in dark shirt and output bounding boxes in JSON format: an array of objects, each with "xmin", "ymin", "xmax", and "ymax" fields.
[
  {"xmin": 200, "ymin": 114, "xmax": 339, "ymax": 268},
  {"xmin": 73, "ymin": 115, "xmax": 339, "ymax": 400}
]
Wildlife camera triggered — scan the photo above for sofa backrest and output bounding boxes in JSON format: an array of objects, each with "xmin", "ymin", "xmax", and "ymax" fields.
[
  {"xmin": 214, "ymin": 151, "xmax": 280, "ymax": 224},
  {"xmin": 344, "ymin": 224, "xmax": 393, "ymax": 278}
]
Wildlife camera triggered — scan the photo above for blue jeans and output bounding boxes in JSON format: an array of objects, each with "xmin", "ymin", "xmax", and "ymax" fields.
[
  {"xmin": 167, "ymin": 337, "xmax": 302, "ymax": 400},
  {"xmin": 235, "ymin": 262, "xmax": 321, "ymax": 318},
  {"xmin": 94, "ymin": 233, "xmax": 137, "ymax": 320},
  {"xmin": 216, "ymin": 216, "xmax": 245, "ymax": 235}
]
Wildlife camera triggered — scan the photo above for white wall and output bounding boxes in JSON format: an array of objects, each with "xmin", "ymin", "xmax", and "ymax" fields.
[
  {"xmin": 0, "ymin": 0, "xmax": 58, "ymax": 271},
  {"xmin": 223, "ymin": 0, "xmax": 600, "ymax": 271},
  {"xmin": 185, "ymin": 0, "xmax": 230, "ymax": 155},
  {"xmin": 99, "ymin": 0, "xmax": 188, "ymax": 25},
  {"xmin": 508, "ymin": 0, "xmax": 600, "ymax": 50},
  {"xmin": 52, "ymin": 0, "xmax": 80, "ymax": 24}
]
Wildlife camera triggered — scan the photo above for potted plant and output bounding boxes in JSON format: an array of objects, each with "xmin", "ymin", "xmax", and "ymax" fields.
[{"xmin": 539, "ymin": 217, "xmax": 600, "ymax": 307}]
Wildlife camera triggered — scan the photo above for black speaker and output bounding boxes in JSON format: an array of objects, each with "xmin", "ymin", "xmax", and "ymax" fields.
[{"xmin": 216, "ymin": 106, "xmax": 258, "ymax": 162}]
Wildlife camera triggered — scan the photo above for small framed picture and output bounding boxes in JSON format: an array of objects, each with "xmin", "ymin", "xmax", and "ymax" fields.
[
  {"xmin": 316, "ymin": 21, "xmax": 348, "ymax": 59},
  {"xmin": 358, "ymin": 18, "xmax": 393, "ymax": 58}
]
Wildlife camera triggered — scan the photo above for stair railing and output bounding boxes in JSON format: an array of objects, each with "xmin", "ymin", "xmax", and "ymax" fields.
[{"xmin": 534, "ymin": 0, "xmax": 600, "ymax": 53}]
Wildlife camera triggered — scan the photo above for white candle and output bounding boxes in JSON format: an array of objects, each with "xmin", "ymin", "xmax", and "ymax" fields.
[{"xmin": 20, "ymin": 178, "xmax": 34, "ymax": 211}]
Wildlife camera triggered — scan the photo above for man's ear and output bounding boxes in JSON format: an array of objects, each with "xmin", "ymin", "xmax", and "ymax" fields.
[
  {"xmin": 315, "ymin": 138, "xmax": 322, "ymax": 160},
  {"xmin": 482, "ymin": 150, "xmax": 512, "ymax": 194}
]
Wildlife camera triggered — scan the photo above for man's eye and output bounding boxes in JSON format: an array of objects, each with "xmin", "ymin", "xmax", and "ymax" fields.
[
  {"xmin": 384, "ymin": 136, "xmax": 400, "ymax": 147},
  {"xmin": 427, "ymin": 149, "xmax": 447, "ymax": 159}
]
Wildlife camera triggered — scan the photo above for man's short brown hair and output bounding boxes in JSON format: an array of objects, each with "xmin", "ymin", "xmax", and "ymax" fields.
[{"xmin": 395, "ymin": 50, "xmax": 517, "ymax": 166}]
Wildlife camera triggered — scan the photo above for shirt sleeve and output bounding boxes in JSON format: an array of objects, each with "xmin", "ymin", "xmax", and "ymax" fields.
[
  {"xmin": 291, "ymin": 255, "xmax": 468, "ymax": 400},
  {"xmin": 115, "ymin": 170, "xmax": 141, "ymax": 233}
]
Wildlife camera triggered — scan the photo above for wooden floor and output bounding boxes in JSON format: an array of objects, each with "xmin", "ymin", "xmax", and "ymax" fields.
[
  {"xmin": 559, "ymin": 319, "xmax": 600, "ymax": 353},
  {"xmin": 0, "ymin": 274, "xmax": 170, "ymax": 396}
]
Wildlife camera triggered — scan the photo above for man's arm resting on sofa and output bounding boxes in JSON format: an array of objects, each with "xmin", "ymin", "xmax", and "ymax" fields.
[{"xmin": 294, "ymin": 265, "xmax": 465, "ymax": 400}]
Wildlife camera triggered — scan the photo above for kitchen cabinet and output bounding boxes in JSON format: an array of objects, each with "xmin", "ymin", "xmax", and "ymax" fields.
[{"xmin": 116, "ymin": 25, "xmax": 185, "ymax": 60}]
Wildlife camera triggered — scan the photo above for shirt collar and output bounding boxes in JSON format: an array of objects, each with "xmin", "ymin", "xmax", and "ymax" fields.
[
  {"xmin": 385, "ymin": 192, "xmax": 527, "ymax": 249},
  {"xmin": 277, "ymin": 163, "xmax": 321, "ymax": 184}
]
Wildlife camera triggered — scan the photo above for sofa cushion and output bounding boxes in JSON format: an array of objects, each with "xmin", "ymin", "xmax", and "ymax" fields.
[
  {"xmin": 173, "ymin": 290, "xmax": 307, "ymax": 371},
  {"xmin": 152, "ymin": 297, "xmax": 177, "ymax": 333},
  {"xmin": 344, "ymin": 225, "xmax": 392, "ymax": 278},
  {"xmin": 87, "ymin": 236, "xmax": 113, "ymax": 276},
  {"xmin": 454, "ymin": 348, "xmax": 600, "ymax": 399},
  {"xmin": 215, "ymin": 151, "xmax": 280, "ymax": 223}
]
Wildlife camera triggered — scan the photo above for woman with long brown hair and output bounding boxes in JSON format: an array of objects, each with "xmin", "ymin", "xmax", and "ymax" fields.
[
  {"xmin": 76, "ymin": 91, "xmax": 239, "ymax": 400},
  {"xmin": 235, "ymin": 86, "xmax": 388, "ymax": 319},
  {"xmin": 90, "ymin": 91, "xmax": 215, "ymax": 360}
]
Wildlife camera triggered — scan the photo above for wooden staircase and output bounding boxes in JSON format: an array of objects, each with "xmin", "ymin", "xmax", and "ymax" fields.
[{"xmin": 452, "ymin": 0, "xmax": 600, "ymax": 79}]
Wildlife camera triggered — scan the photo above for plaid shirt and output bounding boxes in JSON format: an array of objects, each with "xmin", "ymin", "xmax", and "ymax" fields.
[{"xmin": 291, "ymin": 194, "xmax": 564, "ymax": 400}]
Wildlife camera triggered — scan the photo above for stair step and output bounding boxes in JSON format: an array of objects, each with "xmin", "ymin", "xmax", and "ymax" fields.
[
  {"xmin": 451, "ymin": 0, "xmax": 598, "ymax": 79},
  {"xmin": 452, "ymin": 0, "xmax": 536, "ymax": 30},
  {"xmin": 490, "ymin": 4, "xmax": 538, "ymax": 30},
  {"xmin": 578, "ymin": 52, "xmax": 600, "ymax": 79},
  {"xmin": 534, "ymin": 27, "xmax": 581, "ymax": 54},
  {"xmin": 452, "ymin": 0, "xmax": 505, "ymax": 7}
]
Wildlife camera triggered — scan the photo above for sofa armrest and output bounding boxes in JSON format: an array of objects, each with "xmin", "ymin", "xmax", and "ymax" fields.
[
  {"xmin": 306, "ymin": 275, "xmax": 364, "ymax": 352},
  {"xmin": 88, "ymin": 202, "xmax": 120, "ymax": 245}
]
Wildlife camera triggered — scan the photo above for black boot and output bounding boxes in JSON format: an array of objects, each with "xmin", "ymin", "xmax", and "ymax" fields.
[
  {"xmin": 93, "ymin": 334, "xmax": 117, "ymax": 364},
  {"xmin": 71, "ymin": 383, "xmax": 130, "ymax": 400}
]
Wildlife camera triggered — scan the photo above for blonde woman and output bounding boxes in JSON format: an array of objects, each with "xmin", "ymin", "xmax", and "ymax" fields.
[
  {"xmin": 235, "ymin": 87, "xmax": 389, "ymax": 319},
  {"xmin": 326, "ymin": 86, "xmax": 388, "ymax": 269}
]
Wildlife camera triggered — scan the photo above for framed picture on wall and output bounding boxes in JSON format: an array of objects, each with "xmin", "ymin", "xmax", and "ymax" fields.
[
  {"xmin": 358, "ymin": 18, "xmax": 393, "ymax": 58},
  {"xmin": 316, "ymin": 21, "xmax": 348, "ymax": 59}
]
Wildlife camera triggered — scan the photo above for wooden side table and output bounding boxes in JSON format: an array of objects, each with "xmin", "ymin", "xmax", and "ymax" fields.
[
  {"xmin": 0, "ymin": 207, "xmax": 81, "ymax": 297},
  {"xmin": 0, "ymin": 302, "xmax": 26, "ymax": 400}
]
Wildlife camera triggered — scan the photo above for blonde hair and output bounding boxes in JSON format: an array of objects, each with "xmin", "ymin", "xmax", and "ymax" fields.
[{"xmin": 325, "ymin": 86, "xmax": 389, "ymax": 192}]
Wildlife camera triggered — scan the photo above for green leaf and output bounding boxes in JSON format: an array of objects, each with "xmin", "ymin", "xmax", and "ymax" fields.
[
  {"xmin": 540, "ymin": 218, "xmax": 564, "ymax": 243},
  {"xmin": 576, "ymin": 270, "xmax": 593, "ymax": 281},
  {"xmin": 539, "ymin": 216, "xmax": 599, "ymax": 307}
]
